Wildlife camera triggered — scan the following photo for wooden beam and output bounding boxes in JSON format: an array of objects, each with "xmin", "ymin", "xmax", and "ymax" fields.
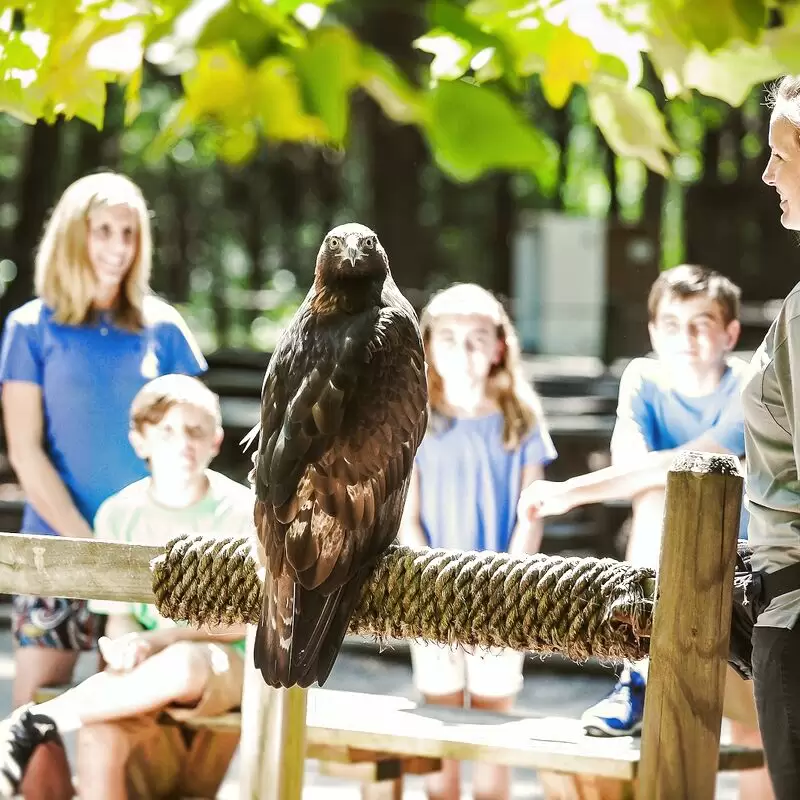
[
  {"xmin": 638, "ymin": 452, "xmax": 742, "ymax": 799},
  {"xmin": 0, "ymin": 533, "xmax": 158, "ymax": 602},
  {"xmin": 239, "ymin": 628, "xmax": 307, "ymax": 800}
]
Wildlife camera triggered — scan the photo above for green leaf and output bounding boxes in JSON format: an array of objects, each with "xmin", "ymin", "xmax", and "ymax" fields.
[
  {"xmin": 358, "ymin": 45, "xmax": 424, "ymax": 124},
  {"xmin": 1, "ymin": 33, "xmax": 40, "ymax": 71},
  {"xmin": 733, "ymin": 0, "xmax": 768, "ymax": 40},
  {"xmin": 541, "ymin": 25, "xmax": 598, "ymax": 108},
  {"xmin": 69, "ymin": 74, "xmax": 107, "ymax": 127},
  {"xmin": 649, "ymin": 20, "xmax": 784, "ymax": 105},
  {"xmin": 195, "ymin": 2, "xmax": 275, "ymax": 67},
  {"xmin": 430, "ymin": 0, "xmax": 498, "ymax": 49},
  {"xmin": 417, "ymin": 1, "xmax": 517, "ymax": 84},
  {"xmin": 763, "ymin": 25, "xmax": 800, "ymax": 72},
  {"xmin": 415, "ymin": 31, "xmax": 473, "ymax": 80},
  {"xmin": 682, "ymin": 41, "xmax": 784, "ymax": 106},
  {"xmin": 255, "ymin": 56, "xmax": 327, "ymax": 141},
  {"xmin": 183, "ymin": 46, "xmax": 254, "ymax": 119},
  {"xmin": 142, "ymin": 0, "xmax": 197, "ymax": 45},
  {"xmin": 0, "ymin": 73, "xmax": 39, "ymax": 123},
  {"xmin": 123, "ymin": 66, "xmax": 142, "ymax": 125},
  {"xmin": 423, "ymin": 79, "xmax": 556, "ymax": 182},
  {"xmin": 294, "ymin": 26, "xmax": 360, "ymax": 143},
  {"xmin": 218, "ymin": 122, "xmax": 259, "ymax": 163},
  {"xmin": 647, "ymin": 23, "xmax": 692, "ymax": 99},
  {"xmin": 587, "ymin": 78, "xmax": 678, "ymax": 176},
  {"xmin": 654, "ymin": 0, "xmax": 766, "ymax": 52}
]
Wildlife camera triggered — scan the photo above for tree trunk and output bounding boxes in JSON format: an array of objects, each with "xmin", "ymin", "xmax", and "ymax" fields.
[
  {"xmin": 553, "ymin": 103, "xmax": 570, "ymax": 211},
  {"xmin": 0, "ymin": 120, "xmax": 64, "ymax": 321},
  {"xmin": 75, "ymin": 83, "xmax": 124, "ymax": 178},
  {"xmin": 312, "ymin": 151, "xmax": 342, "ymax": 236},
  {"xmin": 166, "ymin": 163, "xmax": 192, "ymax": 304},
  {"xmin": 489, "ymin": 174, "xmax": 514, "ymax": 301},
  {"xmin": 355, "ymin": 0, "xmax": 431, "ymax": 295}
]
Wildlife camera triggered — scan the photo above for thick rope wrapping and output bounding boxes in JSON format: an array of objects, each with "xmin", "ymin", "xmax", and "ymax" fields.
[{"xmin": 151, "ymin": 534, "xmax": 655, "ymax": 662}]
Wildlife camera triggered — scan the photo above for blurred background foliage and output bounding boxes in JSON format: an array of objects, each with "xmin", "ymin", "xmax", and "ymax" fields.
[{"xmin": 0, "ymin": 0, "xmax": 796, "ymax": 353}]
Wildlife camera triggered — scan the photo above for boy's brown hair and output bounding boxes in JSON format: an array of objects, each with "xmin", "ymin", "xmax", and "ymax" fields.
[
  {"xmin": 130, "ymin": 374, "xmax": 221, "ymax": 433},
  {"xmin": 647, "ymin": 264, "xmax": 741, "ymax": 325}
]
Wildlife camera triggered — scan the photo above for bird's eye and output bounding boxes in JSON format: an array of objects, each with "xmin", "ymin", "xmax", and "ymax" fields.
[
  {"xmin": 362, "ymin": 236, "xmax": 376, "ymax": 250},
  {"xmin": 328, "ymin": 236, "xmax": 342, "ymax": 251}
]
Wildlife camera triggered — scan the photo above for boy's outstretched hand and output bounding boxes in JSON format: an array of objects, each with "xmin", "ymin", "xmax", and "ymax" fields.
[
  {"xmin": 99, "ymin": 631, "xmax": 169, "ymax": 673},
  {"xmin": 518, "ymin": 480, "xmax": 575, "ymax": 522}
]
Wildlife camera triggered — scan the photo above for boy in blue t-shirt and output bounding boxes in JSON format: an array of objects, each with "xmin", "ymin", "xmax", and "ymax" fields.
[{"xmin": 518, "ymin": 265, "xmax": 755, "ymax": 733}]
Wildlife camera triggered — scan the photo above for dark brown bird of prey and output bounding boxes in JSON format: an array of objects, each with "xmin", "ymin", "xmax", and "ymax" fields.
[{"xmin": 245, "ymin": 223, "xmax": 428, "ymax": 689}]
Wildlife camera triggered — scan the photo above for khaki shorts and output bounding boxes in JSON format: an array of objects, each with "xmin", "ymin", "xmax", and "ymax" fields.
[
  {"xmin": 410, "ymin": 641, "xmax": 524, "ymax": 699},
  {"xmin": 79, "ymin": 642, "xmax": 244, "ymax": 799}
]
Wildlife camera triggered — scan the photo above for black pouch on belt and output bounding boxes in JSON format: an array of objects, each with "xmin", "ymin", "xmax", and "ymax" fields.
[{"xmin": 729, "ymin": 541, "xmax": 800, "ymax": 680}]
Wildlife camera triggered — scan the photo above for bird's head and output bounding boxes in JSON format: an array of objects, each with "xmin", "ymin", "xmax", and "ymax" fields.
[{"xmin": 314, "ymin": 223, "xmax": 388, "ymax": 288}]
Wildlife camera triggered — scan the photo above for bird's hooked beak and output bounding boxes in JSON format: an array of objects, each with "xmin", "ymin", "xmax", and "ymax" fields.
[{"xmin": 341, "ymin": 235, "xmax": 361, "ymax": 269}]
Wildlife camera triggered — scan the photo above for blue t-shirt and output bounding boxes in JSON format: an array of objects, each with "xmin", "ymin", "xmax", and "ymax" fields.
[
  {"xmin": 612, "ymin": 356, "xmax": 747, "ymax": 456},
  {"xmin": 415, "ymin": 411, "xmax": 557, "ymax": 553},
  {"xmin": 612, "ymin": 355, "xmax": 749, "ymax": 536},
  {"xmin": 0, "ymin": 297, "xmax": 207, "ymax": 535}
]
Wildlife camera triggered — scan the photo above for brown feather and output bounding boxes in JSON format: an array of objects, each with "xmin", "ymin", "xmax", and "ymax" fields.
[{"xmin": 249, "ymin": 224, "xmax": 428, "ymax": 688}]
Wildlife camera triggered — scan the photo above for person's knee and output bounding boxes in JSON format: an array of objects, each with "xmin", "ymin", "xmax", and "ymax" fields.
[{"xmin": 158, "ymin": 641, "xmax": 212, "ymax": 698}]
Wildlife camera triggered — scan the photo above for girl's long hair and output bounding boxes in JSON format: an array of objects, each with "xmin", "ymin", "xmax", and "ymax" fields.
[
  {"xmin": 34, "ymin": 172, "xmax": 152, "ymax": 330},
  {"xmin": 419, "ymin": 283, "xmax": 546, "ymax": 450}
]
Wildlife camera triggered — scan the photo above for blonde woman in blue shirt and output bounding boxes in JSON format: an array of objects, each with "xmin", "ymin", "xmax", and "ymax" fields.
[{"xmin": 0, "ymin": 172, "xmax": 205, "ymax": 794}]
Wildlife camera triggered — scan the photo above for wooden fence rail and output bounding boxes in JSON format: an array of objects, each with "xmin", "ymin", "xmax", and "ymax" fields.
[{"xmin": 0, "ymin": 451, "xmax": 744, "ymax": 799}]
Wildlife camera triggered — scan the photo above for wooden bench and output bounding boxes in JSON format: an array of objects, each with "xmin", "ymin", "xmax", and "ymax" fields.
[
  {"xmin": 33, "ymin": 686, "xmax": 442, "ymax": 800},
  {"xmin": 37, "ymin": 685, "xmax": 761, "ymax": 800}
]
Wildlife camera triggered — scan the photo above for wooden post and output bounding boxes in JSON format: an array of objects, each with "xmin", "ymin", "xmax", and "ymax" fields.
[
  {"xmin": 239, "ymin": 625, "xmax": 308, "ymax": 800},
  {"xmin": 638, "ymin": 451, "xmax": 742, "ymax": 799}
]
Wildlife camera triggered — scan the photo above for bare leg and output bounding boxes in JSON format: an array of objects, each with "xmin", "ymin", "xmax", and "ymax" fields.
[
  {"xmin": 77, "ymin": 721, "xmax": 140, "ymax": 800},
  {"xmin": 19, "ymin": 741, "xmax": 73, "ymax": 800},
  {"xmin": 470, "ymin": 693, "xmax": 516, "ymax": 800},
  {"xmin": 422, "ymin": 690, "xmax": 463, "ymax": 800},
  {"xmin": 12, "ymin": 647, "xmax": 79, "ymax": 708},
  {"xmin": 35, "ymin": 641, "xmax": 210, "ymax": 732}
]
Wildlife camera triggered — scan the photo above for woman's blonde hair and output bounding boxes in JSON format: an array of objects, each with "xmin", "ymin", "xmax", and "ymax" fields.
[
  {"xmin": 34, "ymin": 172, "xmax": 152, "ymax": 330},
  {"xmin": 419, "ymin": 283, "xmax": 546, "ymax": 450}
]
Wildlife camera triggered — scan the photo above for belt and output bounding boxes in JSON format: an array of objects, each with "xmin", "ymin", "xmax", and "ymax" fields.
[{"xmin": 760, "ymin": 561, "xmax": 800, "ymax": 605}]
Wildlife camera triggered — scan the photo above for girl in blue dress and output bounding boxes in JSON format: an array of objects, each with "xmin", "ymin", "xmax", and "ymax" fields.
[{"xmin": 399, "ymin": 283, "xmax": 557, "ymax": 800}]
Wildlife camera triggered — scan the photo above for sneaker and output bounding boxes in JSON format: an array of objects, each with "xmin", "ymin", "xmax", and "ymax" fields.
[
  {"xmin": 581, "ymin": 667, "xmax": 646, "ymax": 737},
  {"xmin": 0, "ymin": 704, "xmax": 62, "ymax": 797}
]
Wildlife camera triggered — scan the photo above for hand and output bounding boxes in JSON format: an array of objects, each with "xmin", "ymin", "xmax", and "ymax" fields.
[
  {"xmin": 518, "ymin": 480, "xmax": 574, "ymax": 521},
  {"xmin": 99, "ymin": 630, "xmax": 170, "ymax": 673}
]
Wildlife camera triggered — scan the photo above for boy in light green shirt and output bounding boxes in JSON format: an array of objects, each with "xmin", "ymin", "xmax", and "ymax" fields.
[{"xmin": 0, "ymin": 374, "xmax": 256, "ymax": 799}]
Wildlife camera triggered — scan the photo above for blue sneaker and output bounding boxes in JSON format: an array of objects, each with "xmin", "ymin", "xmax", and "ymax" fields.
[{"xmin": 581, "ymin": 667, "xmax": 645, "ymax": 737}]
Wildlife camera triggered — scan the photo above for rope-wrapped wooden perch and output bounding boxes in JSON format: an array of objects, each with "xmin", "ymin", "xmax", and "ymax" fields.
[{"xmin": 151, "ymin": 534, "xmax": 656, "ymax": 662}]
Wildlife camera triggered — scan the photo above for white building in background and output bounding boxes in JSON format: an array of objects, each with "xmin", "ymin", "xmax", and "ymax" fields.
[{"xmin": 512, "ymin": 211, "xmax": 608, "ymax": 358}]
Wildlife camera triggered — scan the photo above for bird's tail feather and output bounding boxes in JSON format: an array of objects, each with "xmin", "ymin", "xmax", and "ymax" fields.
[{"xmin": 255, "ymin": 571, "xmax": 366, "ymax": 689}]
